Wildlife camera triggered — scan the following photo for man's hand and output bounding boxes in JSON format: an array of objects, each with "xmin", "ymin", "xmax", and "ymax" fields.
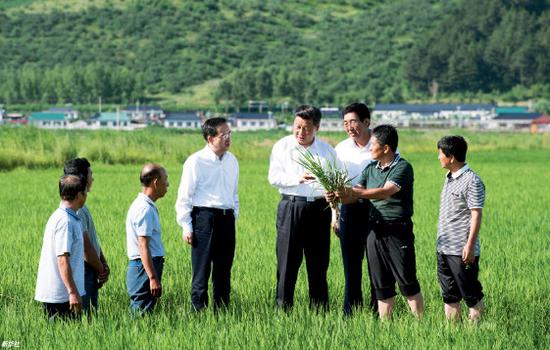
[
  {"xmin": 462, "ymin": 244, "xmax": 475, "ymax": 264},
  {"xmin": 98, "ymin": 262, "xmax": 110, "ymax": 287},
  {"xmin": 335, "ymin": 186, "xmax": 354, "ymax": 201},
  {"xmin": 69, "ymin": 291, "xmax": 83, "ymax": 314},
  {"xmin": 183, "ymin": 231, "xmax": 193, "ymax": 245},
  {"xmin": 150, "ymin": 277, "xmax": 162, "ymax": 298},
  {"xmin": 299, "ymin": 172, "xmax": 315, "ymax": 184},
  {"xmin": 332, "ymin": 222, "xmax": 340, "ymax": 237},
  {"xmin": 325, "ymin": 191, "xmax": 336, "ymax": 202}
]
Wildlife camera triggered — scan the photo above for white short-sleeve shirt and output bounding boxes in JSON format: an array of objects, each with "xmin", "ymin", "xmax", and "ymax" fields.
[
  {"xmin": 126, "ymin": 193, "xmax": 165, "ymax": 260},
  {"xmin": 35, "ymin": 206, "xmax": 85, "ymax": 303}
]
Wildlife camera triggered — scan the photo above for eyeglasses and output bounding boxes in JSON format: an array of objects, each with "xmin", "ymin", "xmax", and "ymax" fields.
[
  {"xmin": 216, "ymin": 131, "xmax": 232, "ymax": 140},
  {"xmin": 343, "ymin": 119, "xmax": 360, "ymax": 128}
]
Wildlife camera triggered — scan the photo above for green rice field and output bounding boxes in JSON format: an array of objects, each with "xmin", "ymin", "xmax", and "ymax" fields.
[{"xmin": 0, "ymin": 127, "xmax": 549, "ymax": 349}]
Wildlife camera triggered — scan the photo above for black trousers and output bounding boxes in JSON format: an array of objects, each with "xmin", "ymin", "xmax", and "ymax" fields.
[
  {"xmin": 276, "ymin": 196, "xmax": 331, "ymax": 309},
  {"xmin": 191, "ymin": 206, "xmax": 236, "ymax": 311},
  {"xmin": 339, "ymin": 202, "xmax": 377, "ymax": 314},
  {"xmin": 437, "ymin": 253, "xmax": 483, "ymax": 308},
  {"xmin": 42, "ymin": 302, "xmax": 80, "ymax": 321},
  {"xmin": 367, "ymin": 219, "xmax": 421, "ymax": 300}
]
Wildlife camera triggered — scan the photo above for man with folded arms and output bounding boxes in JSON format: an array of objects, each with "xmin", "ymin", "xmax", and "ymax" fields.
[
  {"xmin": 126, "ymin": 163, "xmax": 169, "ymax": 316},
  {"xmin": 176, "ymin": 117, "xmax": 239, "ymax": 311},
  {"xmin": 268, "ymin": 105, "xmax": 335, "ymax": 310}
]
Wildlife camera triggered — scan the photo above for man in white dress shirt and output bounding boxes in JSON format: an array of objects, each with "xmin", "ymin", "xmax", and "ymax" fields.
[
  {"xmin": 334, "ymin": 102, "xmax": 377, "ymax": 315},
  {"xmin": 268, "ymin": 105, "xmax": 336, "ymax": 310},
  {"xmin": 176, "ymin": 117, "xmax": 239, "ymax": 311},
  {"xmin": 35, "ymin": 174, "xmax": 87, "ymax": 320}
]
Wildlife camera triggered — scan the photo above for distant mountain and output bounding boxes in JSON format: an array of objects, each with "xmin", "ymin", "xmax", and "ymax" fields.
[{"xmin": 0, "ymin": 0, "xmax": 548, "ymax": 108}]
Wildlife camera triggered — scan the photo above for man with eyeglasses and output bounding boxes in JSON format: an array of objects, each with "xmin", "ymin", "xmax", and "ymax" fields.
[
  {"xmin": 268, "ymin": 105, "xmax": 335, "ymax": 310},
  {"xmin": 333, "ymin": 102, "xmax": 378, "ymax": 316},
  {"xmin": 176, "ymin": 117, "xmax": 239, "ymax": 311}
]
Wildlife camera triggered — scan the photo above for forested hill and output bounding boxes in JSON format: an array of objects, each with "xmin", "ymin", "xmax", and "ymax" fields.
[{"xmin": 0, "ymin": 0, "xmax": 548, "ymax": 109}]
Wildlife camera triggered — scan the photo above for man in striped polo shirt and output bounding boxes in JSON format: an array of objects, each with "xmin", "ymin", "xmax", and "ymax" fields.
[{"xmin": 437, "ymin": 136, "xmax": 485, "ymax": 322}]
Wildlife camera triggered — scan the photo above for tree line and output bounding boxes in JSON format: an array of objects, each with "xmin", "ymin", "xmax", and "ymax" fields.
[
  {"xmin": 0, "ymin": 64, "xmax": 144, "ymax": 104},
  {"xmin": 405, "ymin": 0, "xmax": 550, "ymax": 96},
  {"xmin": 0, "ymin": 0, "xmax": 548, "ymax": 108}
]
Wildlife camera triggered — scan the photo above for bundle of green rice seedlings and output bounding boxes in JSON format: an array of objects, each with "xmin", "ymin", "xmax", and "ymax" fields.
[{"xmin": 294, "ymin": 146, "xmax": 352, "ymax": 235}]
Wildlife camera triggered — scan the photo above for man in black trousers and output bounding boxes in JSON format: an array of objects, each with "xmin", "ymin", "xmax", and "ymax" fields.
[
  {"xmin": 333, "ymin": 102, "xmax": 379, "ymax": 315},
  {"xmin": 175, "ymin": 117, "xmax": 239, "ymax": 311},
  {"xmin": 268, "ymin": 105, "xmax": 336, "ymax": 310}
]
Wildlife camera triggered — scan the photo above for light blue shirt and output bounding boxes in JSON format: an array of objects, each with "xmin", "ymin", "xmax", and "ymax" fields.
[
  {"xmin": 126, "ymin": 193, "xmax": 165, "ymax": 260},
  {"xmin": 35, "ymin": 205, "xmax": 85, "ymax": 303}
]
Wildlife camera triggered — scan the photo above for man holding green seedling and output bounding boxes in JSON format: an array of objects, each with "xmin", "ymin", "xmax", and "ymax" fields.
[
  {"xmin": 126, "ymin": 163, "xmax": 169, "ymax": 316},
  {"xmin": 35, "ymin": 174, "xmax": 87, "ymax": 320},
  {"xmin": 436, "ymin": 135, "xmax": 485, "ymax": 323},
  {"xmin": 268, "ymin": 105, "xmax": 335, "ymax": 310},
  {"xmin": 333, "ymin": 125, "xmax": 424, "ymax": 320},
  {"xmin": 176, "ymin": 117, "xmax": 239, "ymax": 311}
]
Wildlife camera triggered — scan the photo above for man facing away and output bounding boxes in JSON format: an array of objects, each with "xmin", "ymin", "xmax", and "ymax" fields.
[
  {"xmin": 334, "ymin": 125, "xmax": 424, "ymax": 320},
  {"xmin": 436, "ymin": 135, "xmax": 485, "ymax": 322},
  {"xmin": 334, "ymin": 102, "xmax": 378, "ymax": 315},
  {"xmin": 64, "ymin": 158, "xmax": 110, "ymax": 314},
  {"xmin": 268, "ymin": 105, "xmax": 335, "ymax": 310},
  {"xmin": 35, "ymin": 174, "xmax": 87, "ymax": 320},
  {"xmin": 126, "ymin": 163, "xmax": 169, "ymax": 315},
  {"xmin": 176, "ymin": 117, "xmax": 239, "ymax": 311}
]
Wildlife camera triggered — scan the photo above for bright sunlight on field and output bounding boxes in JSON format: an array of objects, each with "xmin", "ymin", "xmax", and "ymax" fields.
[{"xmin": 0, "ymin": 127, "xmax": 548, "ymax": 349}]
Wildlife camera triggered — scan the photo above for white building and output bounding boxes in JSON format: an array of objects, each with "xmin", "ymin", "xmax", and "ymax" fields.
[
  {"xmin": 122, "ymin": 105, "xmax": 165, "ymax": 123},
  {"xmin": 320, "ymin": 107, "xmax": 341, "ymax": 131},
  {"xmin": 231, "ymin": 112, "xmax": 277, "ymax": 131},
  {"xmin": 88, "ymin": 111, "xmax": 137, "ymax": 130},
  {"xmin": 164, "ymin": 112, "xmax": 202, "ymax": 129}
]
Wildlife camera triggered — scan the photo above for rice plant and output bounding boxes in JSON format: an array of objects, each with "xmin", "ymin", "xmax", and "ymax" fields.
[{"xmin": 294, "ymin": 146, "xmax": 353, "ymax": 233}]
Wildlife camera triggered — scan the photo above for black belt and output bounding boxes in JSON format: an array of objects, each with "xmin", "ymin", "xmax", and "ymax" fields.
[
  {"xmin": 371, "ymin": 218, "xmax": 412, "ymax": 226},
  {"xmin": 193, "ymin": 206, "xmax": 234, "ymax": 215},
  {"xmin": 282, "ymin": 194, "xmax": 325, "ymax": 203},
  {"xmin": 131, "ymin": 257, "xmax": 165, "ymax": 262}
]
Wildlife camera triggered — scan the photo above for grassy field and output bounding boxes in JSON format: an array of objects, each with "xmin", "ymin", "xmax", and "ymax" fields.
[{"xmin": 0, "ymin": 128, "xmax": 549, "ymax": 349}]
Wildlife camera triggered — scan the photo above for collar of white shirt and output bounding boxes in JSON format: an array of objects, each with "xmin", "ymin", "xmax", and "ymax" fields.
[
  {"xmin": 203, "ymin": 145, "xmax": 226, "ymax": 161},
  {"xmin": 447, "ymin": 163, "xmax": 470, "ymax": 179},
  {"xmin": 294, "ymin": 136, "xmax": 323, "ymax": 150}
]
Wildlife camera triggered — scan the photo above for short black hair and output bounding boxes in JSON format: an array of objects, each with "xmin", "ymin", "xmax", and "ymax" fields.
[
  {"xmin": 342, "ymin": 102, "xmax": 371, "ymax": 122},
  {"xmin": 59, "ymin": 174, "xmax": 86, "ymax": 201},
  {"xmin": 202, "ymin": 117, "xmax": 227, "ymax": 141},
  {"xmin": 140, "ymin": 164, "xmax": 165, "ymax": 186},
  {"xmin": 64, "ymin": 158, "xmax": 91, "ymax": 184},
  {"xmin": 437, "ymin": 136, "xmax": 468, "ymax": 162},
  {"xmin": 372, "ymin": 124, "xmax": 398, "ymax": 152},
  {"xmin": 295, "ymin": 105, "xmax": 322, "ymax": 126}
]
